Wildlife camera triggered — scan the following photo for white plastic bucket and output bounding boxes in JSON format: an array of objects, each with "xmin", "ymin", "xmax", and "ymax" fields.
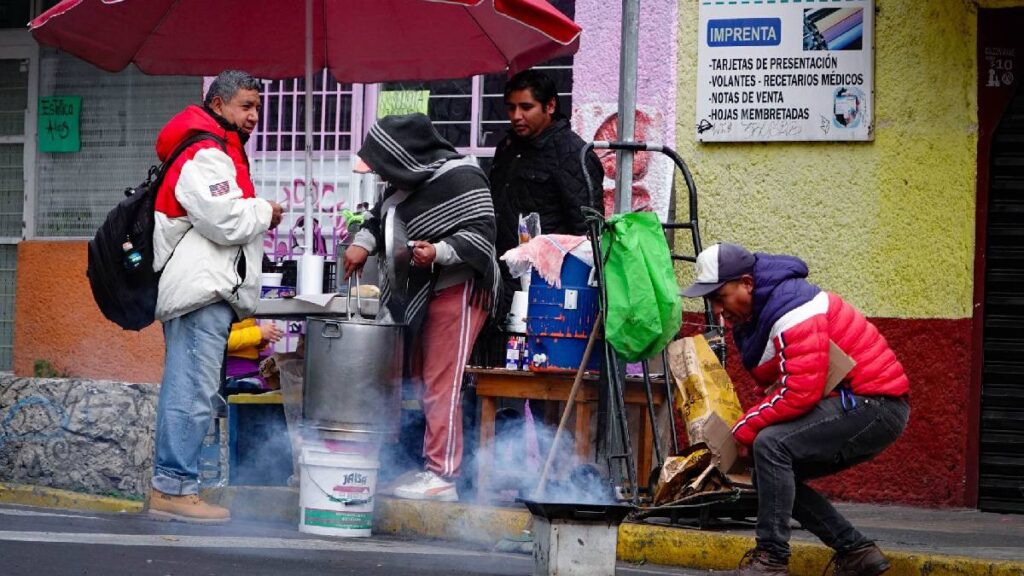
[{"xmin": 298, "ymin": 442, "xmax": 380, "ymax": 537}]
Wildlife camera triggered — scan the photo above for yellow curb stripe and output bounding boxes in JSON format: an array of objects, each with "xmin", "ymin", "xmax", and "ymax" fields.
[
  {"xmin": 618, "ymin": 523, "xmax": 1024, "ymax": 576},
  {"xmin": 373, "ymin": 497, "xmax": 531, "ymax": 545},
  {"xmin": 0, "ymin": 483, "xmax": 142, "ymax": 514}
]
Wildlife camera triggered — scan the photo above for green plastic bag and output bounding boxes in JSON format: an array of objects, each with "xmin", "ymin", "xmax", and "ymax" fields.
[{"xmin": 601, "ymin": 212, "xmax": 682, "ymax": 362}]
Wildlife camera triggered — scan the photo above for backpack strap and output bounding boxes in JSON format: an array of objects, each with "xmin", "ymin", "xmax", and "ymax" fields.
[{"xmin": 150, "ymin": 131, "xmax": 228, "ymax": 191}]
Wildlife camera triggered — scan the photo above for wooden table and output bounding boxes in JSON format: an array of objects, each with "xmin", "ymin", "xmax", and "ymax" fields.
[{"xmin": 469, "ymin": 367, "xmax": 665, "ymax": 501}]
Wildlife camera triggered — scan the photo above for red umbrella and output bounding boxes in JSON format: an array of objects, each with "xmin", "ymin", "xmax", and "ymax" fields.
[
  {"xmin": 30, "ymin": 0, "xmax": 581, "ymax": 254},
  {"xmin": 29, "ymin": 0, "xmax": 581, "ymax": 82}
]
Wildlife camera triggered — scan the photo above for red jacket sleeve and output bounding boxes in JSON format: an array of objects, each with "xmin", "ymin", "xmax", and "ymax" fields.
[{"xmin": 732, "ymin": 313, "xmax": 830, "ymax": 446}]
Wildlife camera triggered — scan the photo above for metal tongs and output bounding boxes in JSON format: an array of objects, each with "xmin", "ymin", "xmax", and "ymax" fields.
[{"xmin": 346, "ymin": 274, "xmax": 366, "ymax": 321}]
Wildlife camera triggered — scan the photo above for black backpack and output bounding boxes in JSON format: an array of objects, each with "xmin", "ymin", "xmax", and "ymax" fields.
[{"xmin": 87, "ymin": 132, "xmax": 226, "ymax": 331}]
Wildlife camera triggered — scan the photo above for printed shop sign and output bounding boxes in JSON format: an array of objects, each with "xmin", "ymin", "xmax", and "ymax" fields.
[{"xmin": 696, "ymin": 0, "xmax": 874, "ymax": 142}]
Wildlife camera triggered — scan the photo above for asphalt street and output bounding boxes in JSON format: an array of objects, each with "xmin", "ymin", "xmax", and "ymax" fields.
[{"xmin": 0, "ymin": 503, "xmax": 706, "ymax": 576}]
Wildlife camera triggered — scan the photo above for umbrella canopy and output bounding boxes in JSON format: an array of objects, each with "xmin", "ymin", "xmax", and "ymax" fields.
[
  {"xmin": 30, "ymin": 0, "xmax": 581, "ymax": 261},
  {"xmin": 29, "ymin": 0, "xmax": 581, "ymax": 82}
]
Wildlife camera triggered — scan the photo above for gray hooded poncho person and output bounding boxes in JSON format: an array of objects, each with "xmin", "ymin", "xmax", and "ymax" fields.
[{"xmin": 351, "ymin": 113, "xmax": 500, "ymax": 333}]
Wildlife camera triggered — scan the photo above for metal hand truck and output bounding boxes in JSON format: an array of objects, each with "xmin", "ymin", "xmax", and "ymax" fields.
[{"xmin": 579, "ymin": 140, "xmax": 728, "ymax": 508}]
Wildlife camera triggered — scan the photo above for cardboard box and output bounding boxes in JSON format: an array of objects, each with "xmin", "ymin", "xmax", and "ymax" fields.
[{"xmin": 824, "ymin": 340, "xmax": 856, "ymax": 397}]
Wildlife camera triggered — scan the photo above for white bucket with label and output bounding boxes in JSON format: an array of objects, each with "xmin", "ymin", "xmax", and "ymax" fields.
[{"xmin": 298, "ymin": 441, "xmax": 380, "ymax": 537}]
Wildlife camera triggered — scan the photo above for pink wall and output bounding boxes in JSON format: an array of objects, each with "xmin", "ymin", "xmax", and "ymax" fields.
[{"xmin": 572, "ymin": 0, "xmax": 679, "ymax": 218}]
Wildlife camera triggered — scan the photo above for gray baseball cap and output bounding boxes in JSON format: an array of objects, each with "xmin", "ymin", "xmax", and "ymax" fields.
[{"xmin": 681, "ymin": 243, "xmax": 755, "ymax": 297}]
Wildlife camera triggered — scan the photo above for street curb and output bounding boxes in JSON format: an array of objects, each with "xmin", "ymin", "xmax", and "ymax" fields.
[
  {"xmin": 0, "ymin": 482, "xmax": 143, "ymax": 514},
  {"xmin": 369, "ymin": 497, "xmax": 1024, "ymax": 576},
  {"xmin": 3, "ymin": 483, "xmax": 1022, "ymax": 576},
  {"xmin": 616, "ymin": 523, "xmax": 1024, "ymax": 576}
]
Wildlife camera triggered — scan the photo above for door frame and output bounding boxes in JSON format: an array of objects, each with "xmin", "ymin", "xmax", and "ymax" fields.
[{"xmin": 0, "ymin": 29, "xmax": 39, "ymax": 241}]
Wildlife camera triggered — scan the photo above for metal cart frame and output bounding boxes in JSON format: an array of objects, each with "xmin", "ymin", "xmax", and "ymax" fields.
[{"xmin": 580, "ymin": 141, "xmax": 754, "ymax": 525}]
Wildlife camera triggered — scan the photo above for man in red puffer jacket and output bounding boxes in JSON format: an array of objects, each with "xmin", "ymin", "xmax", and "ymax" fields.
[{"xmin": 683, "ymin": 243, "xmax": 910, "ymax": 576}]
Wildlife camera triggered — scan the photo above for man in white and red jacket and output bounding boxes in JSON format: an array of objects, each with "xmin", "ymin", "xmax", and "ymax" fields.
[
  {"xmin": 683, "ymin": 243, "xmax": 910, "ymax": 576},
  {"xmin": 148, "ymin": 70, "xmax": 282, "ymax": 523}
]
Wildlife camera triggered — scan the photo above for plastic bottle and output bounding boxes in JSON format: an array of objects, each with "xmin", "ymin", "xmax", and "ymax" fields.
[
  {"xmin": 505, "ymin": 336, "xmax": 521, "ymax": 370},
  {"xmin": 122, "ymin": 238, "xmax": 143, "ymax": 271}
]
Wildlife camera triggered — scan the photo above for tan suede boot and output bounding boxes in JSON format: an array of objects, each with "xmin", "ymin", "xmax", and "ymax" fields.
[{"xmin": 147, "ymin": 489, "xmax": 230, "ymax": 524}]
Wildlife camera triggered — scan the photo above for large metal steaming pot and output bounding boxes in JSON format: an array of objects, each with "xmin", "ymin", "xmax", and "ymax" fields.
[{"xmin": 303, "ymin": 290, "xmax": 404, "ymax": 442}]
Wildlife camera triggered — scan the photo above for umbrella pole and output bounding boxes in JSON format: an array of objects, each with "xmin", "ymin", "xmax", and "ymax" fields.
[
  {"xmin": 614, "ymin": 0, "xmax": 640, "ymax": 214},
  {"xmin": 303, "ymin": 0, "xmax": 315, "ymax": 255}
]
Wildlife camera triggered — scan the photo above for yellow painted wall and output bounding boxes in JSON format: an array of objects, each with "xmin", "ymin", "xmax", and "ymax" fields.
[{"xmin": 676, "ymin": 0, "xmax": 979, "ymax": 319}]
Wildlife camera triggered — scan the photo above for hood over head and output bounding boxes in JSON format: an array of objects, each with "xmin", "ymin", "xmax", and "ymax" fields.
[
  {"xmin": 357, "ymin": 113, "xmax": 461, "ymax": 190},
  {"xmin": 733, "ymin": 253, "xmax": 821, "ymax": 370},
  {"xmin": 155, "ymin": 105, "xmax": 246, "ymax": 162},
  {"xmin": 749, "ymin": 253, "xmax": 811, "ymax": 317}
]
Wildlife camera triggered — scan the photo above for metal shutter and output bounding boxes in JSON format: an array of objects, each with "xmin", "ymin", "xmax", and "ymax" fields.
[{"xmin": 981, "ymin": 85, "xmax": 1024, "ymax": 513}]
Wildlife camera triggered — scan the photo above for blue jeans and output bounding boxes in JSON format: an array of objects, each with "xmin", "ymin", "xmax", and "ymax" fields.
[
  {"xmin": 152, "ymin": 301, "xmax": 234, "ymax": 495},
  {"xmin": 752, "ymin": 394, "xmax": 910, "ymax": 562}
]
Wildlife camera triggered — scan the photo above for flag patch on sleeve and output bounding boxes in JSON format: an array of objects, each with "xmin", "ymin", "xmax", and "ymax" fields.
[{"xmin": 209, "ymin": 181, "xmax": 231, "ymax": 197}]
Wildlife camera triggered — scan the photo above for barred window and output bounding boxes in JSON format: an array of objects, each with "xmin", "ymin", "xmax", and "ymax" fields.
[{"xmin": 254, "ymin": 73, "xmax": 356, "ymax": 155}]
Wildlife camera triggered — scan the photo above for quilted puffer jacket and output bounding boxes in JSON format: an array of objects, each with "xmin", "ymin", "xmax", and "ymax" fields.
[
  {"xmin": 730, "ymin": 254, "xmax": 910, "ymax": 446},
  {"xmin": 489, "ymin": 116, "xmax": 604, "ymax": 261}
]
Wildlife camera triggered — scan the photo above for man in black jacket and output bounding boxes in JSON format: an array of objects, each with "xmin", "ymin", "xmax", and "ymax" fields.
[{"xmin": 489, "ymin": 69, "xmax": 604, "ymax": 320}]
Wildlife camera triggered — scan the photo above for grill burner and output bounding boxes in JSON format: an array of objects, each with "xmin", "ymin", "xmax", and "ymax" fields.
[
  {"xmin": 518, "ymin": 498, "xmax": 635, "ymax": 576},
  {"xmin": 518, "ymin": 499, "xmax": 635, "ymax": 524}
]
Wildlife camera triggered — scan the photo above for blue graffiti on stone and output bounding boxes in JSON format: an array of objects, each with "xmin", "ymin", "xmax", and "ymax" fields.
[{"xmin": 0, "ymin": 395, "xmax": 69, "ymax": 449}]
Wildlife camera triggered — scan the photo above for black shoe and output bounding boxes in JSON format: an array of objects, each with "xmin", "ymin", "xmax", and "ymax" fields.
[{"xmin": 824, "ymin": 543, "xmax": 891, "ymax": 576}]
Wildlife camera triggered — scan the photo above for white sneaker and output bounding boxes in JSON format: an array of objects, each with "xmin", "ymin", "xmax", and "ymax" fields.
[
  {"xmin": 392, "ymin": 470, "xmax": 458, "ymax": 502},
  {"xmin": 379, "ymin": 469, "xmax": 421, "ymax": 496}
]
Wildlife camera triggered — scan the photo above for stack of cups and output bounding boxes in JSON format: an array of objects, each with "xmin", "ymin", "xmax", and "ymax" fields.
[
  {"xmin": 297, "ymin": 253, "xmax": 325, "ymax": 296},
  {"xmin": 505, "ymin": 290, "xmax": 529, "ymax": 334}
]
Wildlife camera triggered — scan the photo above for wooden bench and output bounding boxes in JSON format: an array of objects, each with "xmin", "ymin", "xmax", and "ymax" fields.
[{"xmin": 468, "ymin": 367, "xmax": 665, "ymax": 501}]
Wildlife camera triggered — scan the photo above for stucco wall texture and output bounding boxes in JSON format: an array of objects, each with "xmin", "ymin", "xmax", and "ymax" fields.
[
  {"xmin": 14, "ymin": 241, "xmax": 164, "ymax": 383},
  {"xmin": 573, "ymin": 0, "xmax": 677, "ymax": 119},
  {"xmin": 676, "ymin": 0, "xmax": 977, "ymax": 320}
]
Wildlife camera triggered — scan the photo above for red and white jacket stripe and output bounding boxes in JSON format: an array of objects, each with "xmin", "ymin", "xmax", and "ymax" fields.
[
  {"xmin": 731, "ymin": 291, "xmax": 909, "ymax": 446},
  {"xmin": 152, "ymin": 105, "xmax": 272, "ymax": 322}
]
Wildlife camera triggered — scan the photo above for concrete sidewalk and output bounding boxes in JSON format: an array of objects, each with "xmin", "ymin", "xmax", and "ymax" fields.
[{"xmin": 1, "ymin": 482, "xmax": 1022, "ymax": 576}]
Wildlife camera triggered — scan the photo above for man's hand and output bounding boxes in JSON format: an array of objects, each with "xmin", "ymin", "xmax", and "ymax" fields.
[
  {"xmin": 344, "ymin": 245, "xmax": 370, "ymax": 279},
  {"xmin": 268, "ymin": 200, "xmax": 284, "ymax": 230},
  {"xmin": 410, "ymin": 240, "xmax": 436, "ymax": 268},
  {"xmin": 258, "ymin": 323, "xmax": 284, "ymax": 349}
]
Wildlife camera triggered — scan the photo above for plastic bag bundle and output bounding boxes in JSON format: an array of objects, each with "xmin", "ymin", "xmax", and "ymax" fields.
[{"xmin": 600, "ymin": 212, "xmax": 682, "ymax": 361}]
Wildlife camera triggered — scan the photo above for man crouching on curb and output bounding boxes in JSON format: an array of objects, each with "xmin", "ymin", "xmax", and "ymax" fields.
[{"xmin": 683, "ymin": 243, "xmax": 910, "ymax": 576}]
